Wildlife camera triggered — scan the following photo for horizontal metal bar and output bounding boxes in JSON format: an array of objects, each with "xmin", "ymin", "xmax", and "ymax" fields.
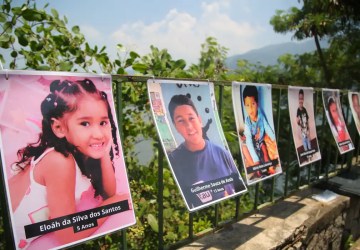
[{"xmin": 111, "ymin": 75, "xmax": 349, "ymax": 93}]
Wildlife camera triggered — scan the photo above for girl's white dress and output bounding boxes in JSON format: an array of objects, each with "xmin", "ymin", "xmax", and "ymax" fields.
[{"xmin": 12, "ymin": 148, "xmax": 101, "ymax": 249}]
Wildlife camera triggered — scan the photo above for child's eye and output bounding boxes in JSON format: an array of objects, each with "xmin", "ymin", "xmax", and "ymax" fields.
[
  {"xmin": 100, "ymin": 121, "xmax": 108, "ymax": 126},
  {"xmin": 80, "ymin": 122, "xmax": 90, "ymax": 127}
]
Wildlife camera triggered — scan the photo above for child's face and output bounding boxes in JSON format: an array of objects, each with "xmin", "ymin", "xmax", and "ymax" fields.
[
  {"xmin": 299, "ymin": 93, "xmax": 304, "ymax": 108},
  {"xmin": 329, "ymin": 102, "xmax": 339, "ymax": 122},
  {"xmin": 244, "ymin": 96, "xmax": 258, "ymax": 122},
  {"xmin": 352, "ymin": 95, "xmax": 360, "ymax": 118},
  {"xmin": 61, "ymin": 96, "xmax": 112, "ymax": 159},
  {"xmin": 173, "ymin": 104, "xmax": 204, "ymax": 151}
]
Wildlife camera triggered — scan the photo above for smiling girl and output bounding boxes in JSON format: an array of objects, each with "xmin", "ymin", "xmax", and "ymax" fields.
[
  {"xmin": 327, "ymin": 96, "xmax": 350, "ymax": 151},
  {"xmin": 9, "ymin": 79, "xmax": 127, "ymax": 248}
]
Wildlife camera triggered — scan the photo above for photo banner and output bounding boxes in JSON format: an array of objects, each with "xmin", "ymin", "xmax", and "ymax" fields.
[
  {"xmin": 288, "ymin": 86, "xmax": 321, "ymax": 167},
  {"xmin": 0, "ymin": 70, "xmax": 135, "ymax": 250},
  {"xmin": 349, "ymin": 91, "xmax": 360, "ymax": 135},
  {"xmin": 322, "ymin": 88, "xmax": 354, "ymax": 154},
  {"xmin": 232, "ymin": 82, "xmax": 282, "ymax": 185},
  {"xmin": 147, "ymin": 79, "xmax": 247, "ymax": 212}
]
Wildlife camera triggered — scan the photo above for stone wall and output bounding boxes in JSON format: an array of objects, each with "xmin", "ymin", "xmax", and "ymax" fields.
[
  {"xmin": 283, "ymin": 195, "xmax": 360, "ymax": 250},
  {"xmin": 343, "ymin": 196, "xmax": 360, "ymax": 247},
  {"xmin": 273, "ymin": 189, "xmax": 349, "ymax": 250},
  {"xmin": 280, "ymin": 212, "xmax": 347, "ymax": 250},
  {"xmin": 180, "ymin": 188, "xmax": 350, "ymax": 250},
  {"xmin": 305, "ymin": 213, "xmax": 346, "ymax": 249}
]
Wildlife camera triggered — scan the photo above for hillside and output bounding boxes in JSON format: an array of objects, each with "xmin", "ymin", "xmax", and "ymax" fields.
[{"xmin": 226, "ymin": 39, "xmax": 329, "ymax": 69}]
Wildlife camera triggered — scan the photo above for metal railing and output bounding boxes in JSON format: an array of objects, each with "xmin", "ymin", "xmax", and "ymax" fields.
[{"xmin": 110, "ymin": 76, "xmax": 360, "ymax": 249}]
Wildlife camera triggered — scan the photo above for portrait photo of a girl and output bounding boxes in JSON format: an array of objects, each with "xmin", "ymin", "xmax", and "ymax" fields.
[
  {"xmin": 322, "ymin": 88, "xmax": 354, "ymax": 154},
  {"xmin": 0, "ymin": 71, "xmax": 135, "ymax": 250}
]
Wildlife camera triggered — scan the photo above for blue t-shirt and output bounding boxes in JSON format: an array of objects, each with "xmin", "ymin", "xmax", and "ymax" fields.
[
  {"xmin": 168, "ymin": 140, "xmax": 243, "ymax": 208},
  {"xmin": 244, "ymin": 109, "xmax": 275, "ymax": 163}
]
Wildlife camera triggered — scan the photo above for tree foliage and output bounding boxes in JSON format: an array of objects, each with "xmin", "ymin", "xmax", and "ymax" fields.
[
  {"xmin": 133, "ymin": 45, "xmax": 189, "ymax": 78},
  {"xmin": 270, "ymin": 0, "xmax": 360, "ymax": 88},
  {"xmin": 188, "ymin": 37, "xmax": 229, "ymax": 80},
  {"xmin": 0, "ymin": 0, "xmax": 139, "ymax": 73}
]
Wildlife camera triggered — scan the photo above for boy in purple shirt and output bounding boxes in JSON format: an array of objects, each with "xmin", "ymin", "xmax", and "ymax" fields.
[{"xmin": 168, "ymin": 94, "xmax": 244, "ymax": 209}]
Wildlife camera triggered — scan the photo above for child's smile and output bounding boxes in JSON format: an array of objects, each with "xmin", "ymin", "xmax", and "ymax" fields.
[
  {"xmin": 90, "ymin": 142, "xmax": 105, "ymax": 148},
  {"xmin": 173, "ymin": 104, "xmax": 205, "ymax": 151},
  {"xmin": 89, "ymin": 142, "xmax": 107, "ymax": 151},
  {"xmin": 62, "ymin": 96, "xmax": 112, "ymax": 159}
]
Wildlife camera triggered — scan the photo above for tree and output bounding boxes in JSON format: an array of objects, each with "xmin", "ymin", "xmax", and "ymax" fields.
[
  {"xmin": 0, "ymin": 0, "xmax": 139, "ymax": 73},
  {"xmin": 270, "ymin": 0, "xmax": 360, "ymax": 88},
  {"xmin": 133, "ymin": 45, "xmax": 188, "ymax": 78},
  {"xmin": 270, "ymin": 4, "xmax": 331, "ymax": 84},
  {"xmin": 0, "ymin": 1, "xmax": 151, "ymax": 249},
  {"xmin": 188, "ymin": 37, "xmax": 229, "ymax": 80}
]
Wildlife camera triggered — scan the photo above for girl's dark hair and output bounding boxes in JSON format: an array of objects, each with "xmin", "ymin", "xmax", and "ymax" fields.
[
  {"xmin": 327, "ymin": 96, "xmax": 337, "ymax": 131},
  {"xmin": 15, "ymin": 79, "xmax": 119, "ymax": 199}
]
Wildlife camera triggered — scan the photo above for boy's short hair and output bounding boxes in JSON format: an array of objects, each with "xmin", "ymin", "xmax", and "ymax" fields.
[
  {"xmin": 299, "ymin": 89, "xmax": 304, "ymax": 96},
  {"xmin": 168, "ymin": 94, "xmax": 198, "ymax": 123},
  {"xmin": 242, "ymin": 85, "xmax": 258, "ymax": 103}
]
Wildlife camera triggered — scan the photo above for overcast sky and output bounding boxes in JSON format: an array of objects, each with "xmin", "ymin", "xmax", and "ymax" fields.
[{"xmin": 14, "ymin": 0, "xmax": 303, "ymax": 65}]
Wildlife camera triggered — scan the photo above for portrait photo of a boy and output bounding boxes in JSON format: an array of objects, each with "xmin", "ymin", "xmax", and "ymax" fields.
[
  {"xmin": 288, "ymin": 86, "xmax": 321, "ymax": 167},
  {"xmin": 148, "ymin": 80, "xmax": 247, "ymax": 211},
  {"xmin": 232, "ymin": 82, "xmax": 282, "ymax": 185}
]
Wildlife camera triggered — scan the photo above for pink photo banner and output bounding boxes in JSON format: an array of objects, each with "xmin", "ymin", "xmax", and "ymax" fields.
[
  {"xmin": 322, "ymin": 88, "xmax": 354, "ymax": 154},
  {"xmin": 0, "ymin": 70, "xmax": 135, "ymax": 250},
  {"xmin": 349, "ymin": 91, "xmax": 360, "ymax": 135}
]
